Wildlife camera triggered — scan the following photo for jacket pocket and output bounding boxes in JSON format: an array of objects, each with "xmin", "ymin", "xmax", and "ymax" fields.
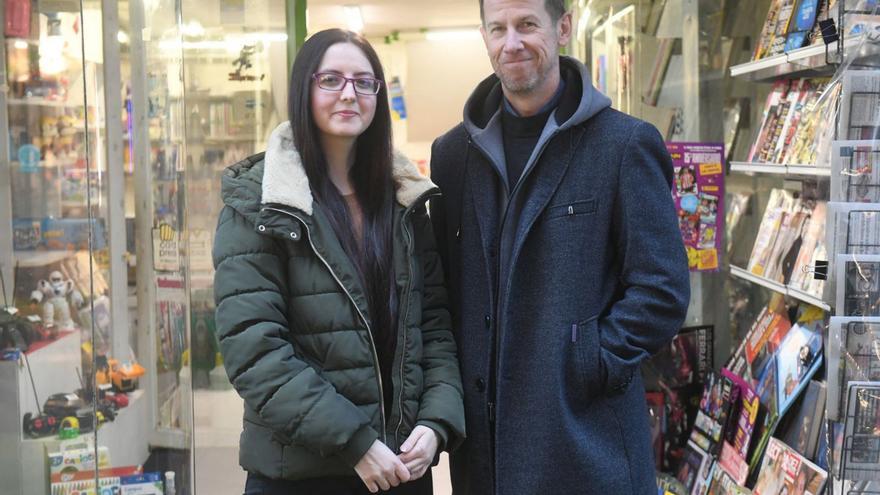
[
  {"xmin": 544, "ymin": 198, "xmax": 598, "ymax": 220},
  {"xmin": 565, "ymin": 316, "xmax": 603, "ymax": 404}
]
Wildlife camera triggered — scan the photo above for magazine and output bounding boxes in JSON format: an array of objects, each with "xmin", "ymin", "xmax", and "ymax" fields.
[
  {"xmin": 841, "ymin": 382, "xmax": 880, "ymax": 482},
  {"xmin": 745, "ymin": 308, "xmax": 793, "ymax": 387},
  {"xmin": 677, "ymin": 441, "xmax": 715, "ymax": 495},
  {"xmin": 752, "ymin": 438, "xmax": 828, "ymax": 495},
  {"xmin": 830, "ymin": 141, "xmax": 880, "ymax": 203},
  {"xmin": 778, "ymin": 380, "xmax": 827, "ymax": 460},
  {"xmin": 836, "ymin": 255, "xmax": 880, "ymax": 317},
  {"xmin": 718, "ymin": 441, "xmax": 750, "ymax": 485},
  {"xmin": 788, "ymin": 201, "xmax": 827, "ymax": 297},
  {"xmin": 839, "ymin": 70, "xmax": 880, "ymax": 141},
  {"xmin": 649, "ymin": 325, "xmax": 715, "ymax": 388},
  {"xmin": 691, "ymin": 373, "xmax": 737, "ymax": 454},
  {"xmin": 722, "ymin": 369, "xmax": 761, "ymax": 462},
  {"xmin": 707, "ymin": 466, "xmax": 752, "ymax": 495},
  {"xmin": 775, "ymin": 320, "xmax": 824, "ymax": 416},
  {"xmin": 748, "ymin": 189, "xmax": 798, "ymax": 276},
  {"xmin": 827, "ymin": 317, "xmax": 880, "ymax": 420}
]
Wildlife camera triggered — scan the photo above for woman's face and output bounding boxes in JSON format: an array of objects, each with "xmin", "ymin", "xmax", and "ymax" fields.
[{"xmin": 310, "ymin": 42, "xmax": 378, "ymax": 141}]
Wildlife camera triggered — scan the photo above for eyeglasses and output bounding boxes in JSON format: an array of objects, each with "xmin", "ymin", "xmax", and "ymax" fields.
[{"xmin": 312, "ymin": 72, "xmax": 383, "ymax": 95}]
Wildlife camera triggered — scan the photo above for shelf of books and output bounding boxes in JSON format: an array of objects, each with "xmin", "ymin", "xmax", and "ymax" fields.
[{"xmin": 645, "ymin": 2, "xmax": 880, "ymax": 494}]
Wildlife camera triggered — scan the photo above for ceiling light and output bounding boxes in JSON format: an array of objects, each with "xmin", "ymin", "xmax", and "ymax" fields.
[
  {"xmin": 344, "ymin": 5, "xmax": 364, "ymax": 33},
  {"xmin": 118, "ymin": 30, "xmax": 130, "ymax": 44},
  {"xmin": 425, "ymin": 28, "xmax": 481, "ymax": 42},
  {"xmin": 13, "ymin": 40, "xmax": 28, "ymax": 50},
  {"xmin": 181, "ymin": 21, "xmax": 205, "ymax": 38}
]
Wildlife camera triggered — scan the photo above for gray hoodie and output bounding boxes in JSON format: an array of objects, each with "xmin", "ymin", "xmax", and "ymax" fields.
[{"xmin": 461, "ymin": 56, "xmax": 612, "ymax": 325}]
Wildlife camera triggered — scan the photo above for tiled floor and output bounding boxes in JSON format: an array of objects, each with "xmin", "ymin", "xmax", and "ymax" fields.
[{"xmin": 193, "ymin": 389, "xmax": 453, "ymax": 494}]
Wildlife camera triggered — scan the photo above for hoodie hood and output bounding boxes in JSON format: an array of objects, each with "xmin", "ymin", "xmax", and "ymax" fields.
[
  {"xmin": 463, "ymin": 56, "xmax": 611, "ymax": 136},
  {"xmin": 221, "ymin": 121, "xmax": 437, "ymax": 218}
]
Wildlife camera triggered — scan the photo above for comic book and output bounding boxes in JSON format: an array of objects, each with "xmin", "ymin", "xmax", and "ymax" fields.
[{"xmin": 752, "ymin": 438, "xmax": 828, "ymax": 495}]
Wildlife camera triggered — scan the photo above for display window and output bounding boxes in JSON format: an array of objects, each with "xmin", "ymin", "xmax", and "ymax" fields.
[{"xmin": 3, "ymin": 0, "xmax": 880, "ymax": 494}]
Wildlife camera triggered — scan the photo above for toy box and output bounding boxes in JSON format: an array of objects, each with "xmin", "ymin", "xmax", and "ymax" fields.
[
  {"xmin": 121, "ymin": 472, "xmax": 164, "ymax": 494},
  {"xmin": 48, "ymin": 440, "xmax": 111, "ymax": 475},
  {"xmin": 42, "ymin": 218, "xmax": 107, "ymax": 251}
]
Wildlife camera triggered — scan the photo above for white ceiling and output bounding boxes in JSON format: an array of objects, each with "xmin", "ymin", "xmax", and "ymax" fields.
[{"xmin": 308, "ymin": 0, "xmax": 481, "ymax": 38}]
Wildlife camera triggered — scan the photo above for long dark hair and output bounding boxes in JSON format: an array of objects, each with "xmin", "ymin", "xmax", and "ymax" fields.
[{"xmin": 288, "ymin": 29, "xmax": 397, "ymax": 354}]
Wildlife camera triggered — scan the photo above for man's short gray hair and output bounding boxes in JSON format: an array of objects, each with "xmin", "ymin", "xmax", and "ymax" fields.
[{"xmin": 479, "ymin": 0, "xmax": 567, "ymax": 23}]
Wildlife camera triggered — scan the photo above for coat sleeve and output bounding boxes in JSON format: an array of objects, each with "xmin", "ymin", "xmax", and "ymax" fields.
[
  {"xmin": 411, "ymin": 208, "xmax": 466, "ymax": 453},
  {"xmin": 600, "ymin": 122, "xmax": 690, "ymax": 395},
  {"xmin": 213, "ymin": 206, "xmax": 379, "ymax": 467}
]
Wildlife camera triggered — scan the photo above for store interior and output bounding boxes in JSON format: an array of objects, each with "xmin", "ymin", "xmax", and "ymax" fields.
[{"xmin": 1, "ymin": 0, "xmax": 880, "ymax": 494}]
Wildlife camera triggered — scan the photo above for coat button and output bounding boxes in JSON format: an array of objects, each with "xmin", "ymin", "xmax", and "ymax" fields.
[
  {"xmin": 257, "ymin": 225, "xmax": 266, "ymax": 232},
  {"xmin": 484, "ymin": 315, "xmax": 491, "ymax": 330},
  {"xmin": 475, "ymin": 378, "xmax": 486, "ymax": 393},
  {"xmin": 290, "ymin": 232, "xmax": 298, "ymax": 239}
]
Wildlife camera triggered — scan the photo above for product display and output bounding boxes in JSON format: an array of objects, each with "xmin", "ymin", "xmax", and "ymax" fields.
[{"xmin": 752, "ymin": 437, "xmax": 827, "ymax": 495}]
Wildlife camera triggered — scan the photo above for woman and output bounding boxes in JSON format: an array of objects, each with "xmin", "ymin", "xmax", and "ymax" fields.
[{"xmin": 213, "ymin": 29, "xmax": 465, "ymax": 494}]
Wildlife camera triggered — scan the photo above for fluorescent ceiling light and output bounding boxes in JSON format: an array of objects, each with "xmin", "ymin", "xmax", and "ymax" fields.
[
  {"xmin": 181, "ymin": 21, "xmax": 205, "ymax": 38},
  {"xmin": 577, "ymin": 7, "xmax": 592, "ymax": 40},
  {"xmin": 425, "ymin": 28, "xmax": 481, "ymax": 42},
  {"xmin": 118, "ymin": 30, "xmax": 130, "ymax": 44},
  {"xmin": 344, "ymin": 5, "xmax": 364, "ymax": 33},
  {"xmin": 158, "ymin": 32, "xmax": 288, "ymax": 52},
  {"xmin": 13, "ymin": 40, "xmax": 28, "ymax": 50}
]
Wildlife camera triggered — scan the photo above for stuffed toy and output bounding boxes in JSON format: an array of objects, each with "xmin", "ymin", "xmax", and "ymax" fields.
[{"xmin": 30, "ymin": 271, "xmax": 84, "ymax": 331}]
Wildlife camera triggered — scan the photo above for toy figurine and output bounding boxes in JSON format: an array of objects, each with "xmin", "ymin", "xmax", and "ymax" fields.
[{"xmin": 30, "ymin": 271, "xmax": 84, "ymax": 331}]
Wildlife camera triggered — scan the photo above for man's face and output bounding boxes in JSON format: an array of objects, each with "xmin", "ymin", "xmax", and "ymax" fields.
[{"xmin": 480, "ymin": 0, "xmax": 571, "ymax": 95}]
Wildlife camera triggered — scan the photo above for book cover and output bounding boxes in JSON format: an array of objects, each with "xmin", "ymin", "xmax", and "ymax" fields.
[
  {"xmin": 778, "ymin": 380, "xmax": 827, "ymax": 460},
  {"xmin": 753, "ymin": 438, "xmax": 827, "ymax": 495}
]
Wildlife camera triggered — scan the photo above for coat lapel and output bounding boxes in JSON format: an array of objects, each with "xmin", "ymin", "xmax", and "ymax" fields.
[
  {"xmin": 466, "ymin": 147, "xmax": 502, "ymax": 268},
  {"xmin": 509, "ymin": 127, "xmax": 586, "ymax": 270}
]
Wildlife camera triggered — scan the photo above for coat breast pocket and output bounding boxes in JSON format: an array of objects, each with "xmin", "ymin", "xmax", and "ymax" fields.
[{"xmin": 544, "ymin": 198, "xmax": 598, "ymax": 221}]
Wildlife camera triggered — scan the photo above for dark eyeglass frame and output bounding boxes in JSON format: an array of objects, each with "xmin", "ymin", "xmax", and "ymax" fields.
[{"xmin": 312, "ymin": 72, "xmax": 383, "ymax": 95}]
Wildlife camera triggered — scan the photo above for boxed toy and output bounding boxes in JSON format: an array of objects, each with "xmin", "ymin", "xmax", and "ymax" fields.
[
  {"xmin": 48, "ymin": 439, "xmax": 111, "ymax": 475},
  {"xmin": 42, "ymin": 218, "xmax": 107, "ymax": 251},
  {"xmin": 121, "ymin": 472, "xmax": 164, "ymax": 494},
  {"xmin": 12, "ymin": 218, "xmax": 43, "ymax": 250}
]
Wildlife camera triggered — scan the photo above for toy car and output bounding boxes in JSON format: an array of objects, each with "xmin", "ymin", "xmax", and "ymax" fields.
[{"xmin": 98, "ymin": 359, "xmax": 145, "ymax": 392}]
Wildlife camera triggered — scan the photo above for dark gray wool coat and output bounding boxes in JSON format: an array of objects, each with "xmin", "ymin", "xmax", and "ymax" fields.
[
  {"xmin": 213, "ymin": 123, "xmax": 465, "ymax": 480},
  {"xmin": 428, "ymin": 56, "xmax": 690, "ymax": 494}
]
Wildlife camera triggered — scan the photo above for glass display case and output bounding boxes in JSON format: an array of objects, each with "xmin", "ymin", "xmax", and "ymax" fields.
[{"xmin": 0, "ymin": 1, "xmax": 289, "ymax": 493}]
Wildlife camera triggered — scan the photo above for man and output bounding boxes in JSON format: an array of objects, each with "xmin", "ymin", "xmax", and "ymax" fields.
[{"xmin": 428, "ymin": 0, "xmax": 690, "ymax": 493}]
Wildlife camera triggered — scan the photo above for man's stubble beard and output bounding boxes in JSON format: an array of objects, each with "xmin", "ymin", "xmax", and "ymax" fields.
[{"xmin": 494, "ymin": 57, "xmax": 557, "ymax": 95}]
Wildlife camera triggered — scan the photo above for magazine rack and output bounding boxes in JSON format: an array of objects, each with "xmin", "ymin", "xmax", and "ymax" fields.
[{"xmin": 839, "ymin": 383, "xmax": 880, "ymax": 493}]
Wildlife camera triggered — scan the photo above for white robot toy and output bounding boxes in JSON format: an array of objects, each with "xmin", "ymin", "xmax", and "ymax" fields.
[{"xmin": 30, "ymin": 271, "xmax": 84, "ymax": 331}]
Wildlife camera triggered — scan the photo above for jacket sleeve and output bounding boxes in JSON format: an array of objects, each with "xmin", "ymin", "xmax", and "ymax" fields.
[
  {"xmin": 213, "ymin": 206, "xmax": 378, "ymax": 467},
  {"xmin": 600, "ymin": 122, "xmax": 690, "ymax": 395},
  {"xmin": 411, "ymin": 208, "xmax": 466, "ymax": 453}
]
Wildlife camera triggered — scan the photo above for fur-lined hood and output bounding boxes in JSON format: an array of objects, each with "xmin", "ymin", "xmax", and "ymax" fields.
[{"xmin": 257, "ymin": 121, "xmax": 437, "ymax": 216}]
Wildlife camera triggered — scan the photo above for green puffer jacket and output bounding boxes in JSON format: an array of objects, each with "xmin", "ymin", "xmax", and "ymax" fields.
[{"xmin": 213, "ymin": 122, "xmax": 465, "ymax": 480}]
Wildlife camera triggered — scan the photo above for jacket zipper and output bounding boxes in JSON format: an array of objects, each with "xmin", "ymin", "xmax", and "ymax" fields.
[
  {"xmin": 394, "ymin": 190, "xmax": 441, "ymax": 446},
  {"xmin": 261, "ymin": 205, "xmax": 388, "ymax": 443}
]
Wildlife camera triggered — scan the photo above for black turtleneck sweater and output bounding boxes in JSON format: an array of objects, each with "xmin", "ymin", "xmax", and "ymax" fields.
[{"xmin": 501, "ymin": 81, "xmax": 565, "ymax": 192}]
